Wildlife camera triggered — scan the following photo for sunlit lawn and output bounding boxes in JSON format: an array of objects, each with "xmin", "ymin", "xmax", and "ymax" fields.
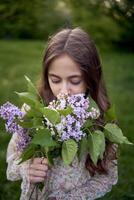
[{"xmin": 0, "ymin": 40, "xmax": 134, "ymax": 200}]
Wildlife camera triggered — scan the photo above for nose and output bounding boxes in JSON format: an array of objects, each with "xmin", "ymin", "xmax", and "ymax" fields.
[{"xmin": 60, "ymin": 82, "xmax": 70, "ymax": 95}]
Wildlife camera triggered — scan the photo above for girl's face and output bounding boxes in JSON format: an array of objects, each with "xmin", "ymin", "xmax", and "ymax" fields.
[{"xmin": 48, "ymin": 54, "xmax": 87, "ymax": 97}]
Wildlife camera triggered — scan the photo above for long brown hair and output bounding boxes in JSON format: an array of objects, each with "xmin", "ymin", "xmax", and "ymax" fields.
[{"xmin": 38, "ymin": 27, "xmax": 117, "ymax": 176}]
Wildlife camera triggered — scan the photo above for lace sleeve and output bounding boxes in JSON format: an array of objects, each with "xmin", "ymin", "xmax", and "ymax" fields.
[
  {"xmin": 48, "ymin": 159, "xmax": 118, "ymax": 200},
  {"xmin": 6, "ymin": 131, "xmax": 32, "ymax": 198}
]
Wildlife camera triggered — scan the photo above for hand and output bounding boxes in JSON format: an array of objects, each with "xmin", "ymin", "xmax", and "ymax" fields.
[{"xmin": 29, "ymin": 157, "xmax": 48, "ymax": 183}]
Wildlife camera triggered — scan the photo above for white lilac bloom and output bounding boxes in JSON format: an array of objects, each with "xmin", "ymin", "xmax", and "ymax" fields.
[
  {"xmin": 88, "ymin": 107, "xmax": 100, "ymax": 119},
  {"xmin": 44, "ymin": 117, "xmax": 56, "ymax": 137},
  {"xmin": 48, "ymin": 93, "xmax": 68, "ymax": 110}
]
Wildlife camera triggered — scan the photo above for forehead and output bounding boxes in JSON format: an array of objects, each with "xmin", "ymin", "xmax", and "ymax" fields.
[{"xmin": 48, "ymin": 54, "xmax": 82, "ymax": 76}]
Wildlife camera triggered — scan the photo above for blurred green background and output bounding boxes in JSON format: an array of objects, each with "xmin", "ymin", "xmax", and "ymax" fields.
[{"xmin": 0, "ymin": 0, "xmax": 134, "ymax": 199}]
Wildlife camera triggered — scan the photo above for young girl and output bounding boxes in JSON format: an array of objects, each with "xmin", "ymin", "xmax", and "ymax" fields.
[{"xmin": 6, "ymin": 27, "xmax": 118, "ymax": 200}]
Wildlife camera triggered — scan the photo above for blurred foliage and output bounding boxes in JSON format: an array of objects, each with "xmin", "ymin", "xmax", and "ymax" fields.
[
  {"xmin": 0, "ymin": 0, "xmax": 134, "ymax": 50},
  {"xmin": 0, "ymin": 0, "xmax": 70, "ymax": 39},
  {"xmin": 64, "ymin": 0, "xmax": 120, "ymax": 44},
  {"xmin": 103, "ymin": 0, "xmax": 134, "ymax": 49},
  {"xmin": 65, "ymin": 0, "xmax": 134, "ymax": 49}
]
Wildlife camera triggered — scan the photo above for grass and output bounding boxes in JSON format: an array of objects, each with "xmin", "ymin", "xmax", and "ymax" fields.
[{"xmin": 0, "ymin": 40, "xmax": 134, "ymax": 199}]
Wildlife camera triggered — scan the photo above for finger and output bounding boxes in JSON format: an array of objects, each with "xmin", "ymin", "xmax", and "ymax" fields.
[
  {"xmin": 29, "ymin": 169, "xmax": 46, "ymax": 178},
  {"xmin": 32, "ymin": 157, "xmax": 44, "ymax": 164},
  {"xmin": 29, "ymin": 176, "xmax": 45, "ymax": 183},
  {"xmin": 41, "ymin": 158, "xmax": 48, "ymax": 165},
  {"xmin": 30, "ymin": 164, "xmax": 48, "ymax": 172}
]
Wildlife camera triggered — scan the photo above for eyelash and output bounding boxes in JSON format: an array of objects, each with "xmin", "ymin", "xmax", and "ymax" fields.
[
  {"xmin": 71, "ymin": 81, "xmax": 81, "ymax": 85},
  {"xmin": 51, "ymin": 80, "xmax": 60, "ymax": 84},
  {"xmin": 51, "ymin": 80, "xmax": 81, "ymax": 85}
]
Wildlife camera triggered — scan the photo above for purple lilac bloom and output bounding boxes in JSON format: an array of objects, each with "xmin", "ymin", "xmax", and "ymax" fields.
[
  {"xmin": 0, "ymin": 102, "xmax": 25, "ymax": 135},
  {"xmin": 16, "ymin": 129, "xmax": 31, "ymax": 151},
  {"xmin": 0, "ymin": 102, "xmax": 31, "ymax": 150},
  {"xmin": 47, "ymin": 93, "xmax": 92, "ymax": 142},
  {"xmin": 47, "ymin": 93, "xmax": 100, "ymax": 142},
  {"xmin": 5, "ymin": 120, "xmax": 21, "ymax": 134},
  {"xmin": 0, "ymin": 102, "xmax": 25, "ymax": 120},
  {"xmin": 67, "ymin": 94, "xmax": 90, "ymax": 121}
]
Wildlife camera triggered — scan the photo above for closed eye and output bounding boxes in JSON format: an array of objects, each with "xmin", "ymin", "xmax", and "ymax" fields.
[
  {"xmin": 51, "ymin": 79, "xmax": 61, "ymax": 83},
  {"xmin": 48, "ymin": 74, "xmax": 83, "ymax": 85},
  {"xmin": 70, "ymin": 80, "xmax": 82, "ymax": 85}
]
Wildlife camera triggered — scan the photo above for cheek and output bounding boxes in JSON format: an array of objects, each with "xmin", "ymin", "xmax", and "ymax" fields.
[
  {"xmin": 76, "ymin": 83, "xmax": 87, "ymax": 93},
  {"xmin": 48, "ymin": 82, "xmax": 59, "ymax": 96},
  {"xmin": 71, "ymin": 84, "xmax": 87, "ymax": 95}
]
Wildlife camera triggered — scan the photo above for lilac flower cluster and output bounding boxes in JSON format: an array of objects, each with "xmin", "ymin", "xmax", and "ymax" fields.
[
  {"xmin": 47, "ymin": 93, "xmax": 100, "ymax": 142},
  {"xmin": 0, "ymin": 102, "xmax": 31, "ymax": 150},
  {"xmin": 48, "ymin": 93, "xmax": 68, "ymax": 110},
  {"xmin": 0, "ymin": 102, "xmax": 24, "ymax": 121},
  {"xmin": 16, "ymin": 129, "xmax": 31, "ymax": 151},
  {"xmin": 88, "ymin": 107, "xmax": 100, "ymax": 119}
]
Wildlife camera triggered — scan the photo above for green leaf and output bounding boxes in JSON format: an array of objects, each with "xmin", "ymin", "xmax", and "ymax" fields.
[
  {"xmin": 24, "ymin": 75, "xmax": 39, "ymax": 98},
  {"xmin": 45, "ymin": 148, "xmax": 54, "ymax": 166},
  {"xmin": 16, "ymin": 113, "xmax": 43, "ymax": 130},
  {"xmin": 62, "ymin": 139, "xmax": 78, "ymax": 165},
  {"xmin": 19, "ymin": 144, "xmax": 36, "ymax": 164},
  {"xmin": 15, "ymin": 92, "xmax": 38, "ymax": 106},
  {"xmin": 58, "ymin": 106, "xmax": 73, "ymax": 116},
  {"xmin": 32, "ymin": 117, "xmax": 44, "ymax": 128},
  {"xmin": 17, "ymin": 120, "xmax": 34, "ymax": 128},
  {"xmin": 104, "ymin": 104, "xmax": 117, "ymax": 121},
  {"xmin": 24, "ymin": 75, "xmax": 45, "ymax": 105},
  {"xmin": 41, "ymin": 107, "xmax": 61, "ymax": 124},
  {"xmin": 104, "ymin": 123, "xmax": 133, "ymax": 145},
  {"xmin": 88, "ymin": 97, "xmax": 99, "ymax": 111},
  {"xmin": 16, "ymin": 92, "xmax": 45, "ymax": 114},
  {"xmin": 82, "ymin": 118, "xmax": 93, "ymax": 130},
  {"xmin": 21, "ymin": 117, "xmax": 43, "ymax": 129},
  {"xmin": 31, "ymin": 128, "xmax": 59, "ymax": 147},
  {"xmin": 88, "ymin": 130, "xmax": 105, "ymax": 165},
  {"xmin": 25, "ymin": 107, "xmax": 42, "ymax": 118},
  {"xmin": 78, "ymin": 136, "xmax": 88, "ymax": 161}
]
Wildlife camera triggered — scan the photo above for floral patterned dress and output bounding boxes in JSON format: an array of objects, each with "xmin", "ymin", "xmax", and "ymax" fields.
[{"xmin": 6, "ymin": 131, "xmax": 118, "ymax": 200}]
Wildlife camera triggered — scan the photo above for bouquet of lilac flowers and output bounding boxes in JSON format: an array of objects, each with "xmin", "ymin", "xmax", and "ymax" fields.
[{"xmin": 0, "ymin": 76, "xmax": 132, "ymax": 166}]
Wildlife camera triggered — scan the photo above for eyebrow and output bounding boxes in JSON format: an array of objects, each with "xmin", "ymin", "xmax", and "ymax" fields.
[{"xmin": 48, "ymin": 73, "xmax": 82, "ymax": 78}]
